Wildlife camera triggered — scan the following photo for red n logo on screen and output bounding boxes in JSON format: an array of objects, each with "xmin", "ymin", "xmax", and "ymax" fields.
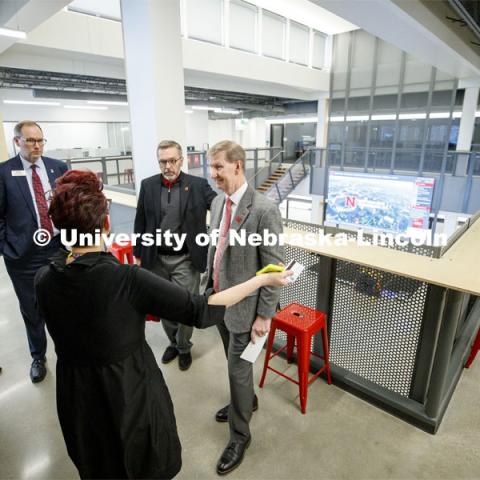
[{"xmin": 346, "ymin": 196, "xmax": 356, "ymax": 207}]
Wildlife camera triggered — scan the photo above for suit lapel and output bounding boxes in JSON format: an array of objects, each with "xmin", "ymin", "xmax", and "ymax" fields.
[
  {"xmin": 43, "ymin": 157, "xmax": 58, "ymax": 189},
  {"xmin": 230, "ymin": 186, "xmax": 253, "ymax": 232},
  {"xmin": 211, "ymin": 195, "xmax": 225, "ymax": 230},
  {"xmin": 11, "ymin": 155, "xmax": 37, "ymax": 221},
  {"xmin": 154, "ymin": 176, "xmax": 162, "ymax": 227},
  {"xmin": 179, "ymin": 174, "xmax": 191, "ymax": 220}
]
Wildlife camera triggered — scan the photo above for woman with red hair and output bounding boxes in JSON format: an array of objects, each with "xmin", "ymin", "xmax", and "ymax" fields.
[{"xmin": 35, "ymin": 170, "xmax": 290, "ymax": 479}]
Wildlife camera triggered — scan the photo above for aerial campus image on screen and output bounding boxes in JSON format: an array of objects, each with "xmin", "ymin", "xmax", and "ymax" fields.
[{"xmin": 325, "ymin": 171, "xmax": 435, "ymax": 233}]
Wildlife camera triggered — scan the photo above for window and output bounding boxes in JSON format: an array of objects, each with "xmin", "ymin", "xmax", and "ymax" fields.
[
  {"xmin": 262, "ymin": 10, "xmax": 286, "ymax": 60},
  {"xmin": 312, "ymin": 30, "xmax": 327, "ymax": 69},
  {"xmin": 186, "ymin": 0, "xmax": 223, "ymax": 45},
  {"xmin": 229, "ymin": 0, "xmax": 257, "ymax": 53},
  {"xmin": 289, "ymin": 21, "xmax": 309, "ymax": 66}
]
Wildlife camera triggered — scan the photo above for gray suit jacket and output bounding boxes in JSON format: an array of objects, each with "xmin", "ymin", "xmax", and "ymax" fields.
[{"xmin": 204, "ymin": 185, "xmax": 284, "ymax": 333}]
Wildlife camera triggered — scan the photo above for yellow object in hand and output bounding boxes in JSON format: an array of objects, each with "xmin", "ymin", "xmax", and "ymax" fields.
[{"xmin": 256, "ymin": 264, "xmax": 285, "ymax": 275}]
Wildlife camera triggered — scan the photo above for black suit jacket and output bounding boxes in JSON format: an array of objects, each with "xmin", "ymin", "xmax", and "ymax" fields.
[
  {"xmin": 133, "ymin": 172, "xmax": 216, "ymax": 272},
  {"xmin": 0, "ymin": 155, "xmax": 68, "ymax": 262}
]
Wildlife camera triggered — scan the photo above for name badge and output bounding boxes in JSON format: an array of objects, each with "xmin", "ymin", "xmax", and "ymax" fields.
[{"xmin": 12, "ymin": 170, "xmax": 26, "ymax": 177}]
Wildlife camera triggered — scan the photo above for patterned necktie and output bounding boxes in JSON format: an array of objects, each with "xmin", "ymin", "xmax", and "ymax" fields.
[
  {"xmin": 31, "ymin": 164, "xmax": 53, "ymax": 235},
  {"xmin": 213, "ymin": 197, "xmax": 233, "ymax": 292}
]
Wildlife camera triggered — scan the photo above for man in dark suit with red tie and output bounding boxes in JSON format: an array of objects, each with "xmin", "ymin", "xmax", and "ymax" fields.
[{"xmin": 0, "ymin": 120, "xmax": 68, "ymax": 382}]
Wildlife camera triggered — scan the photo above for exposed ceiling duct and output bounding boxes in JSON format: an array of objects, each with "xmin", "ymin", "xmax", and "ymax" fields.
[{"xmin": 0, "ymin": 66, "xmax": 292, "ymax": 115}]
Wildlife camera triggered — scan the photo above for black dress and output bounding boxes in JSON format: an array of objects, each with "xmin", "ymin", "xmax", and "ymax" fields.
[{"xmin": 34, "ymin": 251, "xmax": 225, "ymax": 479}]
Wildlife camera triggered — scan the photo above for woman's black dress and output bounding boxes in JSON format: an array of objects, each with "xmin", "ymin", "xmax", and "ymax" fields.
[{"xmin": 34, "ymin": 251, "xmax": 225, "ymax": 479}]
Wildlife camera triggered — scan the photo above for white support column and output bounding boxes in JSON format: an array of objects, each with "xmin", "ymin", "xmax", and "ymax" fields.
[
  {"xmin": 315, "ymin": 92, "xmax": 329, "ymax": 149},
  {"xmin": 120, "ymin": 0, "xmax": 186, "ymax": 195},
  {"xmin": 0, "ymin": 113, "xmax": 8, "ymax": 161},
  {"xmin": 455, "ymin": 86, "xmax": 479, "ymax": 176},
  {"xmin": 311, "ymin": 92, "xmax": 329, "ymax": 225}
]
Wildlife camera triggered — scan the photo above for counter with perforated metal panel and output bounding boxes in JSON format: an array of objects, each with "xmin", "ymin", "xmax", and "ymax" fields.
[{"xmin": 278, "ymin": 218, "xmax": 480, "ymax": 433}]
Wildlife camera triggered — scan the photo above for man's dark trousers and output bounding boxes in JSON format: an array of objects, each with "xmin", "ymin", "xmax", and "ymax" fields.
[{"xmin": 4, "ymin": 236, "xmax": 61, "ymax": 360}]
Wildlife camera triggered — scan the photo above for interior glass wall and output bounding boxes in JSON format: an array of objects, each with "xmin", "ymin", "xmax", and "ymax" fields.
[{"xmin": 328, "ymin": 30, "xmax": 460, "ymax": 174}]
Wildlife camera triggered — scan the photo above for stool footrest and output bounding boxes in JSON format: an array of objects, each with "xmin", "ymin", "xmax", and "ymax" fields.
[
  {"xmin": 308, "ymin": 366, "xmax": 328, "ymax": 385},
  {"xmin": 266, "ymin": 366, "xmax": 300, "ymax": 385},
  {"xmin": 267, "ymin": 344, "xmax": 288, "ymax": 362},
  {"xmin": 265, "ymin": 364, "xmax": 329, "ymax": 387}
]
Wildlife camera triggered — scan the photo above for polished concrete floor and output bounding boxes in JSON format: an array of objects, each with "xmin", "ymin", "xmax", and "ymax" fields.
[{"xmin": 1, "ymin": 258, "xmax": 479, "ymax": 480}]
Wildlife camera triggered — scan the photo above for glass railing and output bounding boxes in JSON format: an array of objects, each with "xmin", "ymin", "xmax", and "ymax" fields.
[{"xmin": 64, "ymin": 155, "xmax": 134, "ymax": 187}]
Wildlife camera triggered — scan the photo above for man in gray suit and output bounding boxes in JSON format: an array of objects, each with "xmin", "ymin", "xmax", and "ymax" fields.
[{"xmin": 205, "ymin": 140, "xmax": 284, "ymax": 475}]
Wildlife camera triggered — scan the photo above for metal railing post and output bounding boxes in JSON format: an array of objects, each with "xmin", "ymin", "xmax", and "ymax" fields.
[
  {"xmin": 275, "ymin": 183, "xmax": 282, "ymax": 203},
  {"xmin": 116, "ymin": 158, "xmax": 120, "ymax": 185},
  {"xmin": 101, "ymin": 157, "xmax": 107, "ymax": 185},
  {"xmin": 202, "ymin": 151, "xmax": 208, "ymax": 180},
  {"xmin": 288, "ymin": 168, "xmax": 294, "ymax": 188},
  {"xmin": 254, "ymin": 149, "xmax": 259, "ymax": 188},
  {"xmin": 462, "ymin": 152, "xmax": 476, "ymax": 212}
]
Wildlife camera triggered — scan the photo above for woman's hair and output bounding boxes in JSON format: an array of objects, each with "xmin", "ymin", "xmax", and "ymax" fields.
[{"xmin": 49, "ymin": 170, "xmax": 108, "ymax": 238}]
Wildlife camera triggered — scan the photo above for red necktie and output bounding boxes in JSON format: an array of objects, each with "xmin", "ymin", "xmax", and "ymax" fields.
[
  {"xmin": 31, "ymin": 164, "xmax": 53, "ymax": 235},
  {"xmin": 213, "ymin": 197, "xmax": 233, "ymax": 292}
]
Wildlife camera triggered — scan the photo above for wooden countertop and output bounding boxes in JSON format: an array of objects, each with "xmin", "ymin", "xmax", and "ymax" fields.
[
  {"xmin": 284, "ymin": 220, "xmax": 480, "ymax": 295},
  {"xmin": 104, "ymin": 188, "xmax": 137, "ymax": 208}
]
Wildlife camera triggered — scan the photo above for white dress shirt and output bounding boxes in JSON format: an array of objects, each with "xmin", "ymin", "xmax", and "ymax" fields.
[
  {"xmin": 213, "ymin": 181, "xmax": 248, "ymax": 282},
  {"xmin": 218, "ymin": 181, "xmax": 248, "ymax": 232}
]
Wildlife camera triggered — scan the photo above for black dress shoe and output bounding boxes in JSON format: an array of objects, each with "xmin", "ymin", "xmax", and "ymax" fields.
[
  {"xmin": 178, "ymin": 352, "xmax": 192, "ymax": 371},
  {"xmin": 161, "ymin": 346, "xmax": 179, "ymax": 364},
  {"xmin": 30, "ymin": 359, "xmax": 47, "ymax": 383},
  {"xmin": 216, "ymin": 436, "xmax": 251, "ymax": 475},
  {"xmin": 215, "ymin": 395, "xmax": 258, "ymax": 423}
]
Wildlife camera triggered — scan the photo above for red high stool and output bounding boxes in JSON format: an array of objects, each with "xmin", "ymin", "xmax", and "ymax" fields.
[
  {"xmin": 465, "ymin": 328, "xmax": 480, "ymax": 369},
  {"xmin": 259, "ymin": 303, "xmax": 332, "ymax": 414},
  {"xmin": 108, "ymin": 241, "xmax": 134, "ymax": 265}
]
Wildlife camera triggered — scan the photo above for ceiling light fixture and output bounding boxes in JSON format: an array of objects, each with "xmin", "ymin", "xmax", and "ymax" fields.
[
  {"xmin": 3, "ymin": 100, "xmax": 60, "ymax": 106},
  {"xmin": 398, "ymin": 113, "xmax": 427, "ymax": 120},
  {"xmin": 346, "ymin": 115, "xmax": 369, "ymax": 121},
  {"xmin": 266, "ymin": 117, "xmax": 318, "ymax": 124},
  {"xmin": 191, "ymin": 106, "xmax": 217, "ymax": 111},
  {"xmin": 87, "ymin": 100, "xmax": 128, "ymax": 106},
  {"xmin": 218, "ymin": 109, "xmax": 241, "ymax": 115},
  {"xmin": 0, "ymin": 27, "xmax": 27, "ymax": 39},
  {"xmin": 64, "ymin": 105, "xmax": 108, "ymax": 110},
  {"xmin": 429, "ymin": 112, "xmax": 450, "ymax": 119},
  {"xmin": 370, "ymin": 114, "xmax": 396, "ymax": 121}
]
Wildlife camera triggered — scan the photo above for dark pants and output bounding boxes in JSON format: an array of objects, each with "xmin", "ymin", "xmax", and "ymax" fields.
[
  {"xmin": 151, "ymin": 253, "xmax": 200, "ymax": 354},
  {"xmin": 4, "ymin": 237, "xmax": 61, "ymax": 360},
  {"xmin": 217, "ymin": 321, "xmax": 254, "ymax": 444}
]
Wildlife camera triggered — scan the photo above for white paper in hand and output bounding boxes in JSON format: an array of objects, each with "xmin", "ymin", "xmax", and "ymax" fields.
[
  {"xmin": 285, "ymin": 259, "xmax": 305, "ymax": 283},
  {"xmin": 240, "ymin": 334, "xmax": 268, "ymax": 363}
]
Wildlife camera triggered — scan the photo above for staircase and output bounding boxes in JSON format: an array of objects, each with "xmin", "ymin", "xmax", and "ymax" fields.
[
  {"xmin": 257, "ymin": 155, "xmax": 310, "ymax": 204},
  {"xmin": 256, "ymin": 166, "xmax": 288, "ymax": 194}
]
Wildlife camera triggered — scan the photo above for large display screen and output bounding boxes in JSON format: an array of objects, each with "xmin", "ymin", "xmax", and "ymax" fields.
[{"xmin": 325, "ymin": 171, "xmax": 435, "ymax": 233}]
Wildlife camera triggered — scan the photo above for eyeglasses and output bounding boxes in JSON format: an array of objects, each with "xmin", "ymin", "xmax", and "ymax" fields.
[
  {"xmin": 19, "ymin": 137, "xmax": 47, "ymax": 146},
  {"xmin": 158, "ymin": 157, "xmax": 182, "ymax": 168}
]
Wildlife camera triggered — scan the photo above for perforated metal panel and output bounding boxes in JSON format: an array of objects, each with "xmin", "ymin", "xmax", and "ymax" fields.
[
  {"xmin": 280, "ymin": 245, "xmax": 318, "ymax": 310},
  {"xmin": 284, "ymin": 219, "xmax": 322, "ymax": 234},
  {"xmin": 329, "ymin": 261, "xmax": 428, "ymax": 396},
  {"xmin": 273, "ymin": 223, "xmax": 430, "ymax": 394}
]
